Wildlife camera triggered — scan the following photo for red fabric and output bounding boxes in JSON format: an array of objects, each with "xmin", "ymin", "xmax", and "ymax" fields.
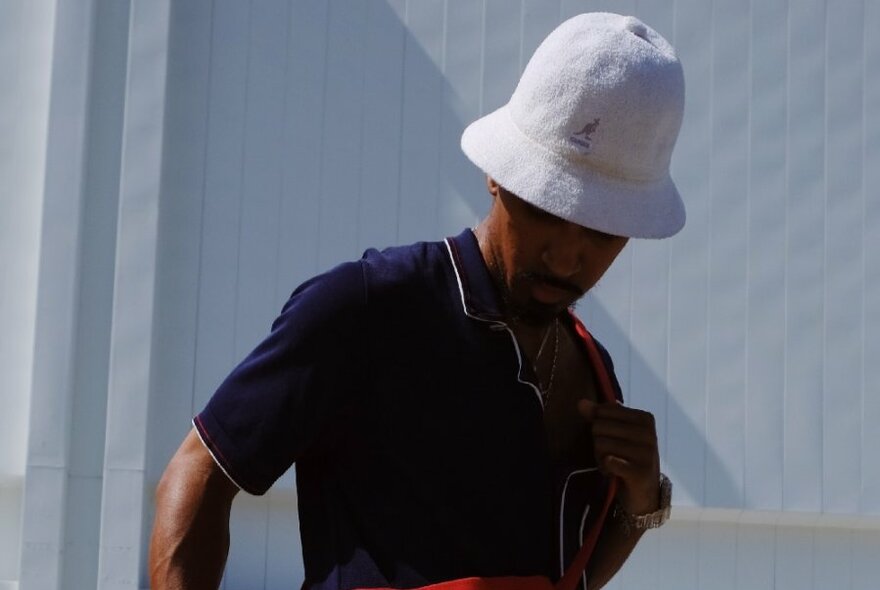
[
  {"xmin": 569, "ymin": 315, "xmax": 618, "ymax": 406},
  {"xmin": 358, "ymin": 575, "xmax": 555, "ymax": 590}
]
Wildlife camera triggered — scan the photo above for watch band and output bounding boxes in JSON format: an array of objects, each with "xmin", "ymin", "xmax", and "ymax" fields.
[{"xmin": 613, "ymin": 472, "xmax": 672, "ymax": 535}]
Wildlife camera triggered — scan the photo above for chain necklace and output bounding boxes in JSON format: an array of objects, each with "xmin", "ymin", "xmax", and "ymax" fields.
[{"xmin": 533, "ymin": 318, "xmax": 560, "ymax": 405}]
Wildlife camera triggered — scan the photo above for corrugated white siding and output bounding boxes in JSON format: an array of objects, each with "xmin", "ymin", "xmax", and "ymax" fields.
[
  {"xmin": 3, "ymin": 0, "xmax": 879, "ymax": 588},
  {"xmin": 1, "ymin": 0, "xmax": 58, "ymax": 588}
]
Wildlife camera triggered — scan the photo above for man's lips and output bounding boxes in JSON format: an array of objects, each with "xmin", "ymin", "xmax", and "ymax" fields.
[{"xmin": 522, "ymin": 273, "xmax": 583, "ymax": 305}]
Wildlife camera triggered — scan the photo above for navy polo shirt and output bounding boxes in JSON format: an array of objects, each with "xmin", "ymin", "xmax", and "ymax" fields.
[{"xmin": 194, "ymin": 229, "xmax": 622, "ymax": 590}]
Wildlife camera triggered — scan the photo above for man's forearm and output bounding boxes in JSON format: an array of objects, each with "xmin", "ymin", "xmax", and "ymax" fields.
[
  {"xmin": 150, "ymin": 429, "xmax": 238, "ymax": 589},
  {"xmin": 149, "ymin": 490, "xmax": 231, "ymax": 589},
  {"xmin": 584, "ymin": 514, "xmax": 645, "ymax": 590}
]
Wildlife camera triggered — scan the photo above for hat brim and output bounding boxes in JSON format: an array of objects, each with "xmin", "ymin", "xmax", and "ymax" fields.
[{"xmin": 461, "ymin": 105, "xmax": 685, "ymax": 239}]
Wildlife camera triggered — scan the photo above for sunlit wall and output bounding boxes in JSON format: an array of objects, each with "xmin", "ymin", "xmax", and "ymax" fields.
[{"xmin": 3, "ymin": 1, "xmax": 878, "ymax": 589}]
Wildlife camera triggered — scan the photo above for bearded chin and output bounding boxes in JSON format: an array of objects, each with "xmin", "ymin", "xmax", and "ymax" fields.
[
  {"xmin": 485, "ymin": 256, "xmax": 574, "ymax": 325},
  {"xmin": 498, "ymin": 272, "xmax": 569, "ymax": 326},
  {"xmin": 512, "ymin": 298, "xmax": 565, "ymax": 325}
]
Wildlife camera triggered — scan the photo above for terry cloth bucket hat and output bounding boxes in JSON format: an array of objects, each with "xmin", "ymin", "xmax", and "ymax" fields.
[{"xmin": 461, "ymin": 13, "xmax": 686, "ymax": 239}]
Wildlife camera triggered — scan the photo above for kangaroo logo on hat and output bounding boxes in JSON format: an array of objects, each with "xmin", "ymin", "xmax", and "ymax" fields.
[{"xmin": 570, "ymin": 118, "xmax": 601, "ymax": 153}]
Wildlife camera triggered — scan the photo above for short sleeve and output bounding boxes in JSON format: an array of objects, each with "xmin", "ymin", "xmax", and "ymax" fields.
[{"xmin": 194, "ymin": 260, "xmax": 367, "ymax": 495}]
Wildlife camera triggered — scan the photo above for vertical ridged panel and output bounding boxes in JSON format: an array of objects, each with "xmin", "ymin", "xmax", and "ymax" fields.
[
  {"xmin": 19, "ymin": 0, "xmax": 94, "ymax": 587},
  {"xmin": 813, "ymin": 529, "xmax": 853, "ymax": 588},
  {"xmin": 705, "ymin": 0, "xmax": 749, "ymax": 509},
  {"xmin": 62, "ymin": 0, "xmax": 130, "ymax": 587},
  {"xmin": 627, "ymin": 0, "xmax": 675, "ymax": 471},
  {"xmin": 774, "ymin": 527, "xmax": 815, "ymax": 589},
  {"xmin": 735, "ymin": 523, "xmax": 775, "ymax": 590},
  {"xmin": 863, "ymin": 0, "xmax": 880, "ymax": 515},
  {"xmin": 357, "ymin": 0, "xmax": 407, "ymax": 253},
  {"xmin": 98, "ymin": 0, "xmax": 171, "ymax": 587},
  {"xmin": 397, "ymin": 0, "xmax": 444, "ymax": 244},
  {"xmin": 745, "ymin": 0, "xmax": 787, "ymax": 513},
  {"xmin": 234, "ymin": 0, "xmax": 288, "ymax": 357},
  {"xmin": 823, "ymin": 0, "xmax": 864, "ymax": 515},
  {"xmin": 224, "ymin": 0, "xmax": 289, "ymax": 583},
  {"xmin": 667, "ymin": 0, "xmax": 712, "ymax": 508},
  {"xmin": 697, "ymin": 522, "xmax": 737, "ymax": 590},
  {"xmin": 147, "ymin": 0, "xmax": 213, "ymax": 476},
  {"xmin": 62, "ymin": 476, "xmax": 103, "ymax": 589},
  {"xmin": 316, "ymin": 0, "xmax": 368, "ymax": 269},
  {"xmin": 0, "ymin": 486, "xmax": 23, "ymax": 584},
  {"xmin": 656, "ymin": 521, "xmax": 698, "ymax": 588},
  {"xmin": 783, "ymin": 0, "xmax": 826, "ymax": 513},
  {"xmin": 192, "ymin": 0, "xmax": 251, "ymax": 417},
  {"xmin": 0, "ymin": 0, "xmax": 52, "ymax": 534},
  {"xmin": 852, "ymin": 530, "xmax": 880, "ymax": 590},
  {"xmin": 143, "ymin": 1, "xmax": 214, "ymax": 587},
  {"xmin": 275, "ymin": 0, "xmax": 330, "ymax": 297},
  {"xmin": 438, "ymin": 0, "xmax": 484, "ymax": 234}
]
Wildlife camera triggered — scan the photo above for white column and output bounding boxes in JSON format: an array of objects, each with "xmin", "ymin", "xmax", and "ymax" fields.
[
  {"xmin": 17, "ymin": 0, "xmax": 99, "ymax": 588},
  {"xmin": 97, "ymin": 1, "xmax": 171, "ymax": 588},
  {"xmin": 0, "ymin": 0, "xmax": 57, "ymax": 588}
]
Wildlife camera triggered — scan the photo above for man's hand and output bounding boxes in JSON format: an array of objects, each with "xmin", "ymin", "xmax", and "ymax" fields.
[{"xmin": 577, "ymin": 399, "xmax": 660, "ymax": 515}]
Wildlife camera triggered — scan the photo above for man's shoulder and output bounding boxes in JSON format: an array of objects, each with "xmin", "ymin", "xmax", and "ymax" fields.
[
  {"xmin": 359, "ymin": 237, "xmax": 452, "ymax": 294},
  {"xmin": 282, "ymin": 236, "xmax": 458, "ymax": 322},
  {"xmin": 362, "ymin": 237, "xmax": 447, "ymax": 269}
]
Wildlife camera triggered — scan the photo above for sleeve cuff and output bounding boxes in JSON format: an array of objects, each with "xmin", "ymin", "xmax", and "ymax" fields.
[{"xmin": 192, "ymin": 413, "xmax": 269, "ymax": 496}]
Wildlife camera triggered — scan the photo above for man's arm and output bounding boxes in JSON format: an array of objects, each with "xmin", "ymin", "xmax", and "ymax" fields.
[
  {"xmin": 578, "ymin": 400, "xmax": 663, "ymax": 590},
  {"xmin": 150, "ymin": 428, "xmax": 240, "ymax": 590},
  {"xmin": 582, "ymin": 513, "xmax": 645, "ymax": 590}
]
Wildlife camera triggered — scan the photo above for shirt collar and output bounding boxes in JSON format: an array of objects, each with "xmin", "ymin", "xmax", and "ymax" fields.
[{"xmin": 444, "ymin": 228, "xmax": 505, "ymax": 322}]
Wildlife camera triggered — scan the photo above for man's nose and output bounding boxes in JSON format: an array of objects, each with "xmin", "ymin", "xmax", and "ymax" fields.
[{"xmin": 541, "ymin": 224, "xmax": 586, "ymax": 278}]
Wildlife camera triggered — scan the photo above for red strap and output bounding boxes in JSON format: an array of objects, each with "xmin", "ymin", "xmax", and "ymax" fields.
[
  {"xmin": 358, "ymin": 575, "xmax": 554, "ymax": 590},
  {"xmin": 556, "ymin": 315, "xmax": 620, "ymax": 590}
]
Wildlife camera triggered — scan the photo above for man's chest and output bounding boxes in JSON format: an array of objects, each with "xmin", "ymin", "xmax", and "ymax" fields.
[{"xmin": 541, "ymin": 328, "xmax": 601, "ymax": 467}]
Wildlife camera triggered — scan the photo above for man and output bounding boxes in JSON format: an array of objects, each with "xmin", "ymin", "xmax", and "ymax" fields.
[{"xmin": 150, "ymin": 12, "xmax": 684, "ymax": 590}]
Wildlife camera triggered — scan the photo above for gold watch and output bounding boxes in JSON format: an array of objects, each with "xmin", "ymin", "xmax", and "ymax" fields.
[{"xmin": 613, "ymin": 473, "xmax": 672, "ymax": 535}]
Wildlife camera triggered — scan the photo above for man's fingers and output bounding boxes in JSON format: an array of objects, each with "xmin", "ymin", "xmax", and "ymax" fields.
[
  {"xmin": 591, "ymin": 403, "xmax": 656, "ymax": 427},
  {"xmin": 580, "ymin": 400, "xmax": 658, "ymax": 444},
  {"xmin": 580, "ymin": 399, "xmax": 660, "ymax": 479},
  {"xmin": 579, "ymin": 399, "xmax": 656, "ymax": 429},
  {"xmin": 600, "ymin": 455, "xmax": 643, "ymax": 479},
  {"xmin": 593, "ymin": 437, "xmax": 656, "ymax": 468},
  {"xmin": 590, "ymin": 420, "xmax": 657, "ymax": 445}
]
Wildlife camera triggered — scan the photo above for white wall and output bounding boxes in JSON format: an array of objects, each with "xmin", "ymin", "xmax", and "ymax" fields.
[
  {"xmin": 2, "ymin": 0, "xmax": 879, "ymax": 588},
  {"xmin": 0, "ymin": 0, "xmax": 57, "ymax": 587}
]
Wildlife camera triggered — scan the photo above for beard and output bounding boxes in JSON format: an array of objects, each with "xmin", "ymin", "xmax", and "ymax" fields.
[
  {"xmin": 504, "ymin": 285, "xmax": 563, "ymax": 325},
  {"xmin": 489, "ymin": 263, "xmax": 580, "ymax": 326}
]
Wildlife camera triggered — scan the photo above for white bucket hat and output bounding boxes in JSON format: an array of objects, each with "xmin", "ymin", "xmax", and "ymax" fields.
[{"xmin": 461, "ymin": 13, "xmax": 686, "ymax": 239}]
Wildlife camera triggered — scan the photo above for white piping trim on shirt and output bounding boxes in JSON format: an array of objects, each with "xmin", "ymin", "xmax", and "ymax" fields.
[
  {"xmin": 443, "ymin": 238, "xmax": 544, "ymax": 409},
  {"xmin": 578, "ymin": 502, "xmax": 591, "ymax": 590},
  {"xmin": 559, "ymin": 468, "xmax": 599, "ymax": 578},
  {"xmin": 192, "ymin": 418, "xmax": 245, "ymax": 492}
]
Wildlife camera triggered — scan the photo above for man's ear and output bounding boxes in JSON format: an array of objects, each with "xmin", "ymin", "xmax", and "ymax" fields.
[{"xmin": 486, "ymin": 176, "xmax": 501, "ymax": 198}]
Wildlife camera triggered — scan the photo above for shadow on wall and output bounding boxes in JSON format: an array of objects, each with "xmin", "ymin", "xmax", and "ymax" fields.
[
  {"xmin": 143, "ymin": 0, "xmax": 738, "ymax": 587},
  {"xmin": 586, "ymin": 302, "xmax": 741, "ymax": 510}
]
